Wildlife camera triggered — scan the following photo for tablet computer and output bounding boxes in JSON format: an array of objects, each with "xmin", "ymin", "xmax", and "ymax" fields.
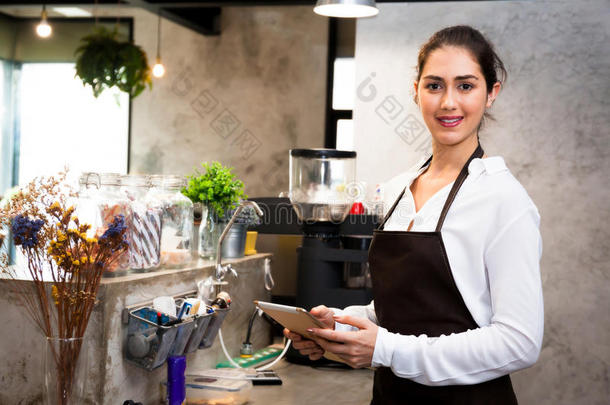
[
  {"xmin": 254, "ymin": 301, "xmax": 346, "ymax": 364},
  {"xmin": 253, "ymin": 300, "xmax": 327, "ymax": 339}
]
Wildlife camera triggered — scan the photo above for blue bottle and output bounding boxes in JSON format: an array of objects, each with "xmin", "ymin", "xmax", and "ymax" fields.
[{"xmin": 167, "ymin": 355, "xmax": 186, "ymax": 405}]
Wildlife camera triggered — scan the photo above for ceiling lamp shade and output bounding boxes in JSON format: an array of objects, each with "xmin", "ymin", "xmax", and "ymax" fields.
[{"xmin": 314, "ymin": 0, "xmax": 379, "ymax": 18}]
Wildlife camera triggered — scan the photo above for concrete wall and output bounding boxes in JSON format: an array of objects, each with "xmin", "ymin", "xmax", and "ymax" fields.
[
  {"xmin": 94, "ymin": 5, "xmax": 327, "ymax": 297},
  {"xmin": 127, "ymin": 6, "xmax": 328, "ymax": 198},
  {"xmin": 0, "ymin": 14, "xmax": 16, "ymax": 60},
  {"xmin": 13, "ymin": 21, "xmax": 129, "ymax": 62},
  {"xmin": 354, "ymin": 1, "xmax": 609, "ymax": 404}
]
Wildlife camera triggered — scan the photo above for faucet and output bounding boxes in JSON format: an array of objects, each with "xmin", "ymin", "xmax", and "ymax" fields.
[{"xmin": 214, "ymin": 201, "xmax": 264, "ymax": 284}]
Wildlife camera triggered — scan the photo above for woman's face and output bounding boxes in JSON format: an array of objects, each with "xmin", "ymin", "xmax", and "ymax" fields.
[{"xmin": 414, "ymin": 46, "xmax": 500, "ymax": 147}]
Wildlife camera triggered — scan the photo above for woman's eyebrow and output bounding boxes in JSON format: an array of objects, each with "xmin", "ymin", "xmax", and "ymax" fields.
[
  {"xmin": 455, "ymin": 75, "xmax": 479, "ymax": 81},
  {"xmin": 422, "ymin": 74, "xmax": 479, "ymax": 81}
]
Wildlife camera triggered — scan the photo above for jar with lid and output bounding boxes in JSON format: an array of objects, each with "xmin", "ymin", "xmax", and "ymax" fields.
[
  {"xmin": 121, "ymin": 174, "xmax": 162, "ymax": 272},
  {"xmin": 148, "ymin": 175, "xmax": 194, "ymax": 269},
  {"xmin": 76, "ymin": 172, "xmax": 103, "ymax": 237},
  {"xmin": 88, "ymin": 173, "xmax": 132, "ymax": 276}
]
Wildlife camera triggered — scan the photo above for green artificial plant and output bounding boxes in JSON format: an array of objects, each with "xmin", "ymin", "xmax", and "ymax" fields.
[
  {"xmin": 182, "ymin": 162, "xmax": 247, "ymax": 220},
  {"xmin": 75, "ymin": 26, "xmax": 151, "ymax": 98}
]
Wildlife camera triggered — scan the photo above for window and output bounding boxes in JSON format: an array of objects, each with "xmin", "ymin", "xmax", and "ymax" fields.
[
  {"xmin": 0, "ymin": 58, "xmax": 16, "ymax": 196},
  {"xmin": 325, "ymin": 18, "xmax": 355, "ymax": 151},
  {"xmin": 336, "ymin": 118, "xmax": 354, "ymax": 151},
  {"xmin": 0, "ymin": 60, "xmax": 4, "ymax": 173},
  {"xmin": 332, "ymin": 57, "xmax": 355, "ymax": 111},
  {"xmin": 17, "ymin": 63, "xmax": 129, "ymax": 185}
]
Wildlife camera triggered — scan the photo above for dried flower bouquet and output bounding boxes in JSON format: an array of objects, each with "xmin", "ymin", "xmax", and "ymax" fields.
[{"xmin": 0, "ymin": 172, "xmax": 128, "ymax": 404}]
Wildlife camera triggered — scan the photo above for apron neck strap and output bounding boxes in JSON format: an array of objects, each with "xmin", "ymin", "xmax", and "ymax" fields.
[
  {"xmin": 377, "ymin": 143, "xmax": 484, "ymax": 231},
  {"xmin": 377, "ymin": 155, "xmax": 435, "ymax": 229},
  {"xmin": 434, "ymin": 143, "xmax": 484, "ymax": 232},
  {"xmin": 378, "ymin": 188, "xmax": 406, "ymax": 230}
]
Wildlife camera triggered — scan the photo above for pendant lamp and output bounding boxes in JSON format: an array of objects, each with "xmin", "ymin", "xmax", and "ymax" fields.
[
  {"xmin": 152, "ymin": 12, "xmax": 165, "ymax": 78},
  {"xmin": 314, "ymin": 0, "xmax": 379, "ymax": 18},
  {"xmin": 36, "ymin": 4, "xmax": 52, "ymax": 38}
]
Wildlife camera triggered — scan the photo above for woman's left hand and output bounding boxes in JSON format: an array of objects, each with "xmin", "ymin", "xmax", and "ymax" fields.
[{"xmin": 307, "ymin": 315, "xmax": 378, "ymax": 369}]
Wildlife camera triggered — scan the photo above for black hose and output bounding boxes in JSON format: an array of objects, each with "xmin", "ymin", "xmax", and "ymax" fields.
[{"xmin": 244, "ymin": 307, "xmax": 258, "ymax": 344}]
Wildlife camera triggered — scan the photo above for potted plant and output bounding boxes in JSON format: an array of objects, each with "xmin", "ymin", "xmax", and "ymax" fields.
[
  {"xmin": 75, "ymin": 26, "xmax": 151, "ymax": 99},
  {"xmin": 182, "ymin": 162, "xmax": 246, "ymax": 259}
]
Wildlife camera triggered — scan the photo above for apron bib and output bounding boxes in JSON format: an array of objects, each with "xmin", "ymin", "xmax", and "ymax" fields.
[{"xmin": 369, "ymin": 144, "xmax": 518, "ymax": 404}]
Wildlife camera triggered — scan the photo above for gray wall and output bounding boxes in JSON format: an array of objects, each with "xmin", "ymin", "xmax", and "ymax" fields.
[
  {"xmin": 14, "ymin": 21, "xmax": 129, "ymax": 62},
  {"xmin": 354, "ymin": 1, "xmax": 609, "ymax": 404},
  {"xmin": 128, "ymin": 7, "xmax": 328, "ymax": 198},
  {"xmin": 122, "ymin": 6, "xmax": 327, "ymax": 297},
  {"xmin": 0, "ymin": 14, "xmax": 16, "ymax": 60}
]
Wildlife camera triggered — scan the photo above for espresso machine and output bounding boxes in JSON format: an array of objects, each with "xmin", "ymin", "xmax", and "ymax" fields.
[
  {"xmin": 251, "ymin": 149, "xmax": 376, "ymax": 310},
  {"xmin": 250, "ymin": 149, "xmax": 377, "ymax": 364},
  {"xmin": 288, "ymin": 149, "xmax": 374, "ymax": 311}
]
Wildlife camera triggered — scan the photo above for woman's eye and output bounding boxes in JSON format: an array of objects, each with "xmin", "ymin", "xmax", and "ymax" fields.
[
  {"xmin": 459, "ymin": 83, "xmax": 473, "ymax": 91},
  {"xmin": 426, "ymin": 83, "xmax": 442, "ymax": 90}
]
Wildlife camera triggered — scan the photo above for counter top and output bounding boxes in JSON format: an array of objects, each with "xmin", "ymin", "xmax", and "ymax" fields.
[
  {"xmin": 100, "ymin": 253, "xmax": 272, "ymax": 285},
  {"xmin": 248, "ymin": 360, "xmax": 374, "ymax": 405},
  {"xmin": 1, "ymin": 253, "xmax": 272, "ymax": 284}
]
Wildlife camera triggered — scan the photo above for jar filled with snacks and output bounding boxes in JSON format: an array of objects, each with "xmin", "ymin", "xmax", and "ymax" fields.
[
  {"xmin": 148, "ymin": 175, "xmax": 193, "ymax": 269},
  {"xmin": 95, "ymin": 173, "xmax": 132, "ymax": 276},
  {"xmin": 121, "ymin": 174, "xmax": 162, "ymax": 272}
]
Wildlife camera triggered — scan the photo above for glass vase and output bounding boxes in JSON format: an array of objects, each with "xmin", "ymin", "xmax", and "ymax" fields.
[
  {"xmin": 44, "ymin": 337, "xmax": 88, "ymax": 405},
  {"xmin": 199, "ymin": 208, "xmax": 228, "ymax": 260}
]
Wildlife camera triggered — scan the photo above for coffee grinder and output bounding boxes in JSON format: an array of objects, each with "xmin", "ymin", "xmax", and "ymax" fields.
[{"xmin": 289, "ymin": 149, "xmax": 373, "ymax": 312}]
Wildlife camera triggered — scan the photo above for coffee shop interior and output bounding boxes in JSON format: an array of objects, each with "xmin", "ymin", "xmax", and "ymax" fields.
[{"xmin": 0, "ymin": 0, "xmax": 607, "ymax": 404}]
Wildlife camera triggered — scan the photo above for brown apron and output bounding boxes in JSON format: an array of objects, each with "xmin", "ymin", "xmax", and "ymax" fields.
[{"xmin": 369, "ymin": 144, "xmax": 518, "ymax": 404}]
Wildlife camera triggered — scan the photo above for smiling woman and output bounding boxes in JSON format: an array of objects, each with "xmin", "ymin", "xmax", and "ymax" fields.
[
  {"xmin": 414, "ymin": 27, "xmax": 506, "ymax": 145},
  {"xmin": 286, "ymin": 25, "xmax": 543, "ymax": 405}
]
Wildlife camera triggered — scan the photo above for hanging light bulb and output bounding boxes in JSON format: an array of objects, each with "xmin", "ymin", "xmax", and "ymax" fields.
[
  {"xmin": 153, "ymin": 57, "xmax": 165, "ymax": 78},
  {"xmin": 152, "ymin": 12, "xmax": 165, "ymax": 78},
  {"xmin": 314, "ymin": 0, "xmax": 379, "ymax": 18},
  {"xmin": 36, "ymin": 4, "xmax": 52, "ymax": 38}
]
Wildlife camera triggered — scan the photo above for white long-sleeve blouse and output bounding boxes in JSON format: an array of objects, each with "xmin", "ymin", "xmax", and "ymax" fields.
[{"xmin": 334, "ymin": 155, "xmax": 544, "ymax": 386}]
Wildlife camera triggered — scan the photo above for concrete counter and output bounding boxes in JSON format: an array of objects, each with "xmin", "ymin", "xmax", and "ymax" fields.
[
  {"xmin": 0, "ymin": 254, "xmax": 273, "ymax": 404},
  {"xmin": 248, "ymin": 360, "xmax": 374, "ymax": 405}
]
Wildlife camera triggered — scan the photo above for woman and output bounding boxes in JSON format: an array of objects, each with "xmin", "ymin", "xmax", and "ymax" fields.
[{"xmin": 284, "ymin": 25, "xmax": 543, "ymax": 404}]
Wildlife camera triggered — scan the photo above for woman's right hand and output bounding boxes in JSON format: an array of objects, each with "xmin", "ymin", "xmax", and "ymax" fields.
[{"xmin": 283, "ymin": 305, "xmax": 335, "ymax": 361}]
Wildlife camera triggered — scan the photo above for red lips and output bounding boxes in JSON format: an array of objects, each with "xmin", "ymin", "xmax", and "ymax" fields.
[{"xmin": 436, "ymin": 116, "xmax": 464, "ymax": 127}]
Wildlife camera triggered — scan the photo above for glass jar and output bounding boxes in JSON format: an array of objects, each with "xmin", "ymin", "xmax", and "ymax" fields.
[
  {"xmin": 121, "ymin": 175, "xmax": 162, "ymax": 272},
  {"xmin": 76, "ymin": 173, "xmax": 103, "ymax": 240},
  {"xmin": 76, "ymin": 173, "xmax": 131, "ymax": 276},
  {"xmin": 289, "ymin": 149, "xmax": 357, "ymax": 223},
  {"xmin": 95, "ymin": 173, "xmax": 132, "ymax": 277},
  {"xmin": 149, "ymin": 175, "xmax": 194, "ymax": 269}
]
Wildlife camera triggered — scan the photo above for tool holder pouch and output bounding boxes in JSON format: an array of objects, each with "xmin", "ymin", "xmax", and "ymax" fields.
[
  {"xmin": 168, "ymin": 318, "xmax": 196, "ymax": 357},
  {"xmin": 125, "ymin": 306, "xmax": 181, "ymax": 371},
  {"xmin": 200, "ymin": 307, "xmax": 230, "ymax": 349},
  {"xmin": 183, "ymin": 305, "xmax": 214, "ymax": 354}
]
